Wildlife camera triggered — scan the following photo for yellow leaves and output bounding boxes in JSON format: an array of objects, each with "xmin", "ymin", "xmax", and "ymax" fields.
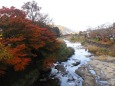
[{"xmin": 0, "ymin": 43, "xmax": 13, "ymax": 61}]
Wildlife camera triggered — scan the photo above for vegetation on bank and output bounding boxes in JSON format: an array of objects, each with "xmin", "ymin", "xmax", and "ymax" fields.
[
  {"xmin": 86, "ymin": 45, "xmax": 115, "ymax": 57},
  {"xmin": 68, "ymin": 34, "xmax": 115, "ymax": 57},
  {"xmin": 0, "ymin": 1, "xmax": 74, "ymax": 86},
  {"xmin": 56, "ymin": 38, "xmax": 74, "ymax": 62}
]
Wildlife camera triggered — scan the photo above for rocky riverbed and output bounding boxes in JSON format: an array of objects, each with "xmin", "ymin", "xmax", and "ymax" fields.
[
  {"xmin": 50, "ymin": 40, "xmax": 115, "ymax": 86},
  {"xmin": 76, "ymin": 56, "xmax": 115, "ymax": 86},
  {"xmin": 50, "ymin": 40, "xmax": 91, "ymax": 86}
]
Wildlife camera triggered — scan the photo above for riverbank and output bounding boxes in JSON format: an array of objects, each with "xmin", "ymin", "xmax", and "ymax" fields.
[
  {"xmin": 0, "ymin": 38, "xmax": 75, "ymax": 86},
  {"xmin": 75, "ymin": 39, "xmax": 115, "ymax": 86},
  {"xmin": 49, "ymin": 40, "xmax": 91, "ymax": 86},
  {"xmin": 62, "ymin": 37, "xmax": 115, "ymax": 86},
  {"xmin": 84, "ymin": 40, "xmax": 115, "ymax": 57},
  {"xmin": 76, "ymin": 55, "xmax": 115, "ymax": 86}
]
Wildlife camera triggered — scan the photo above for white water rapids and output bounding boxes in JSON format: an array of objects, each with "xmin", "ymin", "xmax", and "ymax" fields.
[{"xmin": 51, "ymin": 40, "xmax": 92, "ymax": 86}]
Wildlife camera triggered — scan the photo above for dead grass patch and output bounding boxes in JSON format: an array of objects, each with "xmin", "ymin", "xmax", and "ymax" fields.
[
  {"xmin": 95, "ymin": 55, "xmax": 115, "ymax": 62},
  {"xmin": 96, "ymin": 55, "xmax": 108, "ymax": 61}
]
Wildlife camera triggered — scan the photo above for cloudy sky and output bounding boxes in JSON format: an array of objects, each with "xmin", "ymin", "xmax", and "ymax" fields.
[{"xmin": 0, "ymin": 0, "xmax": 115, "ymax": 31}]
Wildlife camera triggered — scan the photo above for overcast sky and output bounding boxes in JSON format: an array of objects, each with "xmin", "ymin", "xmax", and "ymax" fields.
[{"xmin": 0, "ymin": 0, "xmax": 115, "ymax": 31}]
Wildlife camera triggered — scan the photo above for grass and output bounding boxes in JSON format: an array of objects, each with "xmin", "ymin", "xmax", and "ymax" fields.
[
  {"xmin": 69, "ymin": 36, "xmax": 86, "ymax": 43},
  {"xmin": 94, "ymin": 55, "xmax": 115, "ymax": 62},
  {"xmin": 87, "ymin": 45, "xmax": 115, "ymax": 57},
  {"xmin": 62, "ymin": 35, "xmax": 115, "ymax": 57},
  {"xmin": 88, "ymin": 38, "xmax": 113, "ymax": 45}
]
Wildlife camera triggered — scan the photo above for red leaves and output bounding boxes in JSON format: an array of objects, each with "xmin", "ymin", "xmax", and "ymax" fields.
[
  {"xmin": 8, "ymin": 44, "xmax": 27, "ymax": 57},
  {"xmin": 0, "ymin": 6, "xmax": 61, "ymax": 76},
  {"xmin": 43, "ymin": 58, "xmax": 55, "ymax": 69},
  {"xmin": 7, "ymin": 36, "xmax": 25, "ymax": 43},
  {"xmin": 0, "ymin": 6, "xmax": 26, "ymax": 18},
  {"xmin": 6, "ymin": 57, "xmax": 31, "ymax": 71},
  {"xmin": 40, "ymin": 28, "xmax": 47, "ymax": 31},
  {"xmin": 4, "ymin": 44, "xmax": 31, "ymax": 71}
]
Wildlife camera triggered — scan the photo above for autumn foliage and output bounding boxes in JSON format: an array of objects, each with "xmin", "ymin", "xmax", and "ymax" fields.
[{"xmin": 0, "ymin": 6, "xmax": 60, "ymax": 76}]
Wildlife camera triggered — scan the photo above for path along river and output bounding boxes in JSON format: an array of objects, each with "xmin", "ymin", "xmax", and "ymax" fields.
[{"xmin": 50, "ymin": 40, "xmax": 92, "ymax": 86}]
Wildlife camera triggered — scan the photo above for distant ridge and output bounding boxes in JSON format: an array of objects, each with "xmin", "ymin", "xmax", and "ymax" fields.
[{"xmin": 56, "ymin": 25, "xmax": 74, "ymax": 35}]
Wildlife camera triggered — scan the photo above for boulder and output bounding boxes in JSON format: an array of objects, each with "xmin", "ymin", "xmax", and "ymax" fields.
[
  {"xmin": 67, "ymin": 74, "xmax": 75, "ymax": 82},
  {"xmin": 55, "ymin": 64, "xmax": 66, "ymax": 73},
  {"xmin": 72, "ymin": 62, "xmax": 80, "ymax": 66},
  {"xmin": 72, "ymin": 59, "xmax": 80, "ymax": 66},
  {"xmin": 75, "ymin": 66, "xmax": 96, "ymax": 86}
]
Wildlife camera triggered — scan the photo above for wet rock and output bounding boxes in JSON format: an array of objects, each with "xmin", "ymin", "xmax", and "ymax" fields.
[
  {"xmin": 50, "ymin": 68, "xmax": 58, "ymax": 77},
  {"xmin": 85, "ymin": 54, "xmax": 93, "ymax": 57},
  {"xmin": 72, "ymin": 61, "xmax": 80, "ymax": 66},
  {"xmin": 67, "ymin": 74, "xmax": 75, "ymax": 82},
  {"xmin": 88, "ymin": 59, "xmax": 115, "ymax": 86},
  {"xmin": 39, "ymin": 68, "xmax": 51, "ymax": 78},
  {"xmin": 71, "ymin": 59, "xmax": 80, "ymax": 66},
  {"xmin": 33, "ymin": 78, "xmax": 60, "ymax": 86},
  {"xmin": 32, "ymin": 68, "xmax": 60, "ymax": 86},
  {"xmin": 55, "ymin": 64, "xmax": 66, "ymax": 73},
  {"xmin": 75, "ymin": 65, "xmax": 96, "ymax": 86}
]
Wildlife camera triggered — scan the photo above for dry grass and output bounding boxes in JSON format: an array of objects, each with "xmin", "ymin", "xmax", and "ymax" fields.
[
  {"xmin": 96, "ymin": 55, "xmax": 108, "ymax": 60},
  {"xmin": 108, "ymin": 51, "xmax": 115, "ymax": 57},
  {"xmin": 87, "ymin": 45, "xmax": 115, "ymax": 57},
  {"xmin": 56, "ymin": 38, "xmax": 65, "ymax": 43},
  {"xmin": 100, "ymin": 40, "xmax": 113, "ymax": 45},
  {"xmin": 70, "ymin": 36, "xmax": 86, "ymax": 42},
  {"xmin": 94, "ymin": 55, "xmax": 115, "ymax": 61},
  {"xmin": 87, "ymin": 45, "xmax": 99, "ymax": 53}
]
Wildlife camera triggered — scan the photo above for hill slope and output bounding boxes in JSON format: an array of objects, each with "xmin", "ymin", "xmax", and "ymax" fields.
[{"xmin": 56, "ymin": 25, "xmax": 74, "ymax": 35}]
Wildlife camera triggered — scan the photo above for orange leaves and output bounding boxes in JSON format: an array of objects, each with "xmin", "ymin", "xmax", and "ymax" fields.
[
  {"xmin": 6, "ymin": 57, "xmax": 22, "ymax": 65},
  {"xmin": 8, "ymin": 44, "xmax": 27, "ymax": 57},
  {"xmin": 6, "ymin": 57, "xmax": 31, "ymax": 71},
  {"xmin": 4, "ymin": 44, "xmax": 31, "ymax": 71},
  {"xmin": 7, "ymin": 36, "xmax": 25, "ymax": 43},
  {"xmin": 0, "ymin": 6, "xmax": 61, "ymax": 76},
  {"xmin": 43, "ymin": 58, "xmax": 55, "ymax": 69},
  {"xmin": 14, "ymin": 58, "xmax": 31, "ymax": 71}
]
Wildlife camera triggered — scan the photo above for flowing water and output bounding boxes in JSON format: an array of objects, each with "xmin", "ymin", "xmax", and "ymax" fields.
[{"xmin": 51, "ymin": 40, "xmax": 92, "ymax": 86}]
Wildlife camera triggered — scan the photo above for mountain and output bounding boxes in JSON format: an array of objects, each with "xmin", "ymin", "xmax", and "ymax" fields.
[{"xmin": 56, "ymin": 25, "xmax": 74, "ymax": 35}]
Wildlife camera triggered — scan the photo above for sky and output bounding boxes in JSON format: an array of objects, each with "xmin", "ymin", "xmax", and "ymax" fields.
[{"xmin": 0, "ymin": 0, "xmax": 115, "ymax": 32}]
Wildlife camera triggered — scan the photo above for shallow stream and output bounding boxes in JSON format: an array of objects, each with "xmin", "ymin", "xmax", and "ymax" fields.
[{"xmin": 51, "ymin": 40, "xmax": 92, "ymax": 86}]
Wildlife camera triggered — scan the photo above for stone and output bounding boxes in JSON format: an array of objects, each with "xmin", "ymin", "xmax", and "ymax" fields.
[{"xmin": 55, "ymin": 64, "xmax": 66, "ymax": 73}]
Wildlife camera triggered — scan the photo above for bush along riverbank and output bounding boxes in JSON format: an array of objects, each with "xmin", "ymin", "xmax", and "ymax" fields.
[
  {"xmin": 0, "ymin": 39, "xmax": 75, "ymax": 86},
  {"xmin": 31, "ymin": 39, "xmax": 75, "ymax": 86},
  {"xmin": 0, "ymin": 2, "xmax": 75, "ymax": 86},
  {"xmin": 68, "ymin": 35, "xmax": 115, "ymax": 57}
]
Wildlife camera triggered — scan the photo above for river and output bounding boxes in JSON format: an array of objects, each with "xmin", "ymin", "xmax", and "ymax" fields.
[{"xmin": 51, "ymin": 40, "xmax": 92, "ymax": 86}]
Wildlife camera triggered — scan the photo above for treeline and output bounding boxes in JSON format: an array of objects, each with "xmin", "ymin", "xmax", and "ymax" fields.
[
  {"xmin": 71, "ymin": 23, "xmax": 115, "ymax": 57},
  {"xmin": 86, "ymin": 23, "xmax": 115, "ymax": 43},
  {"xmin": 0, "ymin": 1, "xmax": 74, "ymax": 86}
]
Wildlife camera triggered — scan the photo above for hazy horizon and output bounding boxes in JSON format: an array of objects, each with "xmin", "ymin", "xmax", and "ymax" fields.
[{"xmin": 0, "ymin": 0, "xmax": 115, "ymax": 32}]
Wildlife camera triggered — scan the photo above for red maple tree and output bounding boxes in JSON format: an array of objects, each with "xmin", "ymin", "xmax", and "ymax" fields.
[{"xmin": 0, "ymin": 6, "xmax": 60, "ymax": 75}]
